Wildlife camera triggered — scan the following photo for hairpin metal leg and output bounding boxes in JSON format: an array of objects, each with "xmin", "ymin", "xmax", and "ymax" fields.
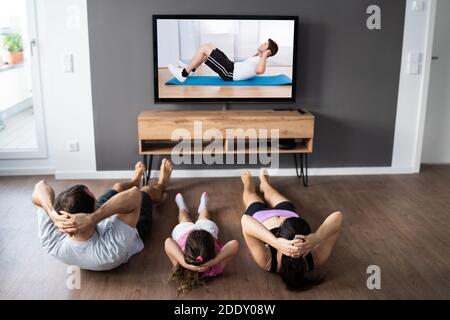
[
  {"xmin": 146, "ymin": 154, "xmax": 153, "ymax": 186},
  {"xmin": 293, "ymin": 153, "xmax": 308, "ymax": 187},
  {"xmin": 303, "ymin": 154, "xmax": 308, "ymax": 187},
  {"xmin": 142, "ymin": 155, "xmax": 147, "ymax": 186}
]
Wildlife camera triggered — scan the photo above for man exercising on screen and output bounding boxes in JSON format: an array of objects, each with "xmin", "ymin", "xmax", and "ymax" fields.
[{"xmin": 168, "ymin": 39, "xmax": 278, "ymax": 82}]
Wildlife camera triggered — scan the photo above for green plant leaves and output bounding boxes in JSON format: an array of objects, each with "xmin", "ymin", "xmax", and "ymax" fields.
[{"xmin": 2, "ymin": 33, "xmax": 23, "ymax": 53}]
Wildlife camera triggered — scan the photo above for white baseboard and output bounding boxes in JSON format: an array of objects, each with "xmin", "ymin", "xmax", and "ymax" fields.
[
  {"xmin": 307, "ymin": 166, "xmax": 417, "ymax": 176},
  {"xmin": 55, "ymin": 170, "xmax": 135, "ymax": 180},
  {"xmin": 0, "ymin": 166, "xmax": 417, "ymax": 180},
  {"xmin": 0, "ymin": 167, "xmax": 55, "ymax": 176},
  {"xmin": 53, "ymin": 166, "xmax": 417, "ymax": 180}
]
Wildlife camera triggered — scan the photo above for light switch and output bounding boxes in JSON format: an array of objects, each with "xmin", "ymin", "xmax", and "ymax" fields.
[
  {"xmin": 62, "ymin": 53, "xmax": 74, "ymax": 73},
  {"xmin": 407, "ymin": 63, "xmax": 421, "ymax": 75},
  {"xmin": 408, "ymin": 52, "xmax": 421, "ymax": 63},
  {"xmin": 412, "ymin": 0, "xmax": 424, "ymax": 11}
]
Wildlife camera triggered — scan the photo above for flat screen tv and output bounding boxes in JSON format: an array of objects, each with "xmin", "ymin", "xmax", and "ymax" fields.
[{"xmin": 153, "ymin": 15, "xmax": 298, "ymax": 103}]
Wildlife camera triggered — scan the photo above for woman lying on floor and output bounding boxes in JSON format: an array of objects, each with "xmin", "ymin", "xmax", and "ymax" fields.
[{"xmin": 240, "ymin": 169, "xmax": 343, "ymax": 290}]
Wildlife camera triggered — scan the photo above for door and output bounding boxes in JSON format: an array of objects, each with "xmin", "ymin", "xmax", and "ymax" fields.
[
  {"xmin": 0, "ymin": 0, "xmax": 47, "ymax": 159},
  {"xmin": 422, "ymin": 0, "xmax": 450, "ymax": 164}
]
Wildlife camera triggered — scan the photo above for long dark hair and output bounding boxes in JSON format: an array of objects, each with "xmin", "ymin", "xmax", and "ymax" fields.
[
  {"xmin": 169, "ymin": 230, "xmax": 216, "ymax": 294},
  {"xmin": 277, "ymin": 217, "xmax": 323, "ymax": 290}
]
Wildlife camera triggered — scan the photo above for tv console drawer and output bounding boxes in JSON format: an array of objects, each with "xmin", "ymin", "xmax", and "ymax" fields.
[{"xmin": 138, "ymin": 109, "xmax": 314, "ymax": 140}]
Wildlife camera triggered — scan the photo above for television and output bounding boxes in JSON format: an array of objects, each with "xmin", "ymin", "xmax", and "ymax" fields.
[{"xmin": 153, "ymin": 15, "xmax": 298, "ymax": 103}]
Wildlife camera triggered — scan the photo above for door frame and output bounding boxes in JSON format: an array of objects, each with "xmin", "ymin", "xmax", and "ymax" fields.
[{"xmin": 0, "ymin": 0, "xmax": 48, "ymax": 159}]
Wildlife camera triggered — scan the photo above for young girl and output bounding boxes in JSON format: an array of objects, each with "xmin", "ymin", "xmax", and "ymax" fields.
[{"xmin": 164, "ymin": 192, "xmax": 239, "ymax": 294}]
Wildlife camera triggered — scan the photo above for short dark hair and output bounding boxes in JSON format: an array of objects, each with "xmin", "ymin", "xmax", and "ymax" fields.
[
  {"xmin": 267, "ymin": 38, "xmax": 279, "ymax": 57},
  {"xmin": 277, "ymin": 217, "xmax": 323, "ymax": 290},
  {"xmin": 54, "ymin": 184, "xmax": 96, "ymax": 214}
]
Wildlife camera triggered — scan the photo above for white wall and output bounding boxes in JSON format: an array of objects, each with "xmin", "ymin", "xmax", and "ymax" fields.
[
  {"xmin": 422, "ymin": 0, "xmax": 450, "ymax": 164},
  {"xmin": 0, "ymin": 0, "xmax": 96, "ymax": 175},
  {"xmin": 159, "ymin": 19, "xmax": 294, "ymax": 67},
  {"xmin": 38, "ymin": 0, "xmax": 96, "ymax": 176},
  {"xmin": 156, "ymin": 19, "xmax": 179, "ymax": 68},
  {"xmin": 392, "ymin": 0, "xmax": 437, "ymax": 172}
]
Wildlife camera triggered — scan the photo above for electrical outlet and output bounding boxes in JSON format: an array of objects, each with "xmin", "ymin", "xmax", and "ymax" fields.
[{"xmin": 67, "ymin": 140, "xmax": 79, "ymax": 152}]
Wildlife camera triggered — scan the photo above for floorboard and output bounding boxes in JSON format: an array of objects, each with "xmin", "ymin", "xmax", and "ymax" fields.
[{"xmin": 1, "ymin": 165, "xmax": 449, "ymax": 299}]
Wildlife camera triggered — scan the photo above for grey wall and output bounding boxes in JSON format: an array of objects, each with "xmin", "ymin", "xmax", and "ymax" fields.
[{"xmin": 87, "ymin": 0, "xmax": 406, "ymax": 170}]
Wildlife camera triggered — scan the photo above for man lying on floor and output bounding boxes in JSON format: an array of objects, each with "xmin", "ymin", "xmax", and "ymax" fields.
[
  {"xmin": 168, "ymin": 38, "xmax": 279, "ymax": 82},
  {"xmin": 31, "ymin": 159, "xmax": 172, "ymax": 271}
]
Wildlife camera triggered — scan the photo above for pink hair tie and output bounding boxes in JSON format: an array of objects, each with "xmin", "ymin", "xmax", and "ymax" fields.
[{"xmin": 196, "ymin": 256, "xmax": 203, "ymax": 263}]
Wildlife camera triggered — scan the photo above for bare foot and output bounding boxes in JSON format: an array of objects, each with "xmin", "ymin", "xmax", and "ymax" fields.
[
  {"xmin": 241, "ymin": 171, "xmax": 255, "ymax": 192},
  {"xmin": 131, "ymin": 161, "xmax": 145, "ymax": 187},
  {"xmin": 158, "ymin": 158, "xmax": 173, "ymax": 188},
  {"xmin": 259, "ymin": 168, "xmax": 270, "ymax": 193}
]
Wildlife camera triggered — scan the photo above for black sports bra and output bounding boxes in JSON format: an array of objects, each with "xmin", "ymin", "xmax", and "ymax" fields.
[{"xmin": 268, "ymin": 227, "xmax": 315, "ymax": 273}]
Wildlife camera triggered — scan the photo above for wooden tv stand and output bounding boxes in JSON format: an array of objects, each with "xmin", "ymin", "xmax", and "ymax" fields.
[{"xmin": 137, "ymin": 109, "xmax": 315, "ymax": 186}]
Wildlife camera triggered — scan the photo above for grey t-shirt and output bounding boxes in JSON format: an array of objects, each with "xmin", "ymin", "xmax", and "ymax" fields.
[{"xmin": 37, "ymin": 208, "xmax": 144, "ymax": 271}]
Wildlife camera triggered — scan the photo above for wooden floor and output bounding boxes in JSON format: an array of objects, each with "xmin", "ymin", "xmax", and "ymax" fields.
[
  {"xmin": 158, "ymin": 66, "xmax": 293, "ymax": 99},
  {"xmin": 1, "ymin": 165, "xmax": 450, "ymax": 299}
]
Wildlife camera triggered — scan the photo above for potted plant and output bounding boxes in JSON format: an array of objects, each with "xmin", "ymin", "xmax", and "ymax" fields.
[{"xmin": 2, "ymin": 33, "xmax": 24, "ymax": 65}]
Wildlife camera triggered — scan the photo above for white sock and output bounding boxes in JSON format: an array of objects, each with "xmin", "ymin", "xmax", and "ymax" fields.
[
  {"xmin": 198, "ymin": 192, "xmax": 209, "ymax": 213},
  {"xmin": 175, "ymin": 193, "xmax": 188, "ymax": 212}
]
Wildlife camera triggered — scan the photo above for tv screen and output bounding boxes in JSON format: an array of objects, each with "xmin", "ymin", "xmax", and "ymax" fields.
[{"xmin": 153, "ymin": 15, "xmax": 298, "ymax": 103}]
